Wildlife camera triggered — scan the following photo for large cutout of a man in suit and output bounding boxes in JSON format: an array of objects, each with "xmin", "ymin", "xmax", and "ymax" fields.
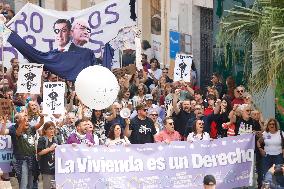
[{"xmin": 7, "ymin": 18, "xmax": 97, "ymax": 81}]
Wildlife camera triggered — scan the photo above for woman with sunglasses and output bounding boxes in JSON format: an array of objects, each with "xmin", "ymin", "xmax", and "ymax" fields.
[
  {"xmin": 257, "ymin": 118, "xmax": 284, "ymax": 177},
  {"xmin": 149, "ymin": 110, "xmax": 163, "ymax": 133},
  {"xmin": 105, "ymin": 124, "xmax": 130, "ymax": 146},
  {"xmin": 37, "ymin": 121, "xmax": 61, "ymax": 189},
  {"xmin": 187, "ymin": 119, "xmax": 210, "ymax": 142}
]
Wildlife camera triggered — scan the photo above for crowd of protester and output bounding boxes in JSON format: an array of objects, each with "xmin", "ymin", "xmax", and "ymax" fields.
[
  {"xmin": 0, "ymin": 7, "xmax": 283, "ymax": 186},
  {"xmin": 0, "ymin": 54, "xmax": 283, "ymax": 188}
]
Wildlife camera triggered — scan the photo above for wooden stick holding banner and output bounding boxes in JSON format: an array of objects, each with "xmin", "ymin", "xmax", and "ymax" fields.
[{"xmin": 174, "ymin": 53, "xmax": 192, "ymax": 82}]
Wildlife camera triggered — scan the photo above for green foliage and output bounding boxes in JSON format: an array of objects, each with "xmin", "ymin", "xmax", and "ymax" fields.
[{"xmin": 218, "ymin": 0, "xmax": 284, "ymax": 94}]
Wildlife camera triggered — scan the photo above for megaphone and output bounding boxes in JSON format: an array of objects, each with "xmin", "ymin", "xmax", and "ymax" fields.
[{"xmin": 120, "ymin": 108, "xmax": 131, "ymax": 118}]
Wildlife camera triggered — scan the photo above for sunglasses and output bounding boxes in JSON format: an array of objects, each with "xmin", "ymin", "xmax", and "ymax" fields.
[
  {"xmin": 75, "ymin": 23, "xmax": 91, "ymax": 33},
  {"xmin": 237, "ymin": 90, "xmax": 244, "ymax": 93},
  {"xmin": 168, "ymin": 122, "xmax": 174, "ymax": 125},
  {"xmin": 54, "ymin": 27, "xmax": 68, "ymax": 34},
  {"xmin": 151, "ymin": 114, "xmax": 158, "ymax": 116}
]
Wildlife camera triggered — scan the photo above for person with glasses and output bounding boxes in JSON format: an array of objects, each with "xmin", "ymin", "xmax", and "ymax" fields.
[
  {"xmin": 53, "ymin": 19, "xmax": 72, "ymax": 52},
  {"xmin": 232, "ymin": 85, "xmax": 245, "ymax": 106},
  {"xmin": 230, "ymin": 104, "xmax": 257, "ymax": 135},
  {"xmin": 37, "ymin": 121, "xmax": 61, "ymax": 189},
  {"xmin": 7, "ymin": 17, "xmax": 98, "ymax": 81},
  {"xmin": 187, "ymin": 119, "xmax": 210, "ymax": 142},
  {"xmin": 257, "ymin": 118, "xmax": 284, "ymax": 179},
  {"xmin": 71, "ymin": 19, "xmax": 91, "ymax": 47},
  {"xmin": 154, "ymin": 117, "xmax": 181, "ymax": 143},
  {"xmin": 124, "ymin": 104, "xmax": 156, "ymax": 144},
  {"xmin": 149, "ymin": 109, "xmax": 163, "ymax": 133}
]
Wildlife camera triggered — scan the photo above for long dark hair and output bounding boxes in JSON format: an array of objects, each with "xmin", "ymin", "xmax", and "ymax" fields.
[
  {"xmin": 91, "ymin": 109, "xmax": 104, "ymax": 125},
  {"xmin": 221, "ymin": 95, "xmax": 232, "ymax": 114},
  {"xmin": 192, "ymin": 120, "xmax": 204, "ymax": 140},
  {"xmin": 107, "ymin": 124, "xmax": 124, "ymax": 140}
]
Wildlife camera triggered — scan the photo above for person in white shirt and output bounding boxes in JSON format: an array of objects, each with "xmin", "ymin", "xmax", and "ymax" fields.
[
  {"xmin": 105, "ymin": 124, "xmax": 130, "ymax": 146},
  {"xmin": 187, "ymin": 119, "xmax": 210, "ymax": 142},
  {"xmin": 146, "ymin": 58, "xmax": 162, "ymax": 91},
  {"xmin": 257, "ymin": 118, "xmax": 284, "ymax": 176}
]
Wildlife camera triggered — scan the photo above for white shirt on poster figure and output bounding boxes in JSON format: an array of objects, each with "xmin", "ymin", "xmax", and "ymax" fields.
[
  {"xmin": 174, "ymin": 54, "xmax": 192, "ymax": 82},
  {"xmin": 147, "ymin": 68, "xmax": 162, "ymax": 90}
]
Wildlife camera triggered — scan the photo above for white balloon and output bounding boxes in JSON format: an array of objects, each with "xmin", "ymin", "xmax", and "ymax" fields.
[{"xmin": 75, "ymin": 65, "xmax": 120, "ymax": 110}]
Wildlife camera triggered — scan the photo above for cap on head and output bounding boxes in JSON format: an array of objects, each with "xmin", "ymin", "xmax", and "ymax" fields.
[
  {"xmin": 203, "ymin": 175, "xmax": 216, "ymax": 185},
  {"xmin": 145, "ymin": 94, "xmax": 153, "ymax": 101}
]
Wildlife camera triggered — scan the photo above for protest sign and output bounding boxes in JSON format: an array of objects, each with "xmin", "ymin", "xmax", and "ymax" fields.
[
  {"xmin": 174, "ymin": 53, "xmax": 192, "ymax": 82},
  {"xmin": 56, "ymin": 134, "xmax": 255, "ymax": 189},
  {"xmin": 43, "ymin": 82, "xmax": 65, "ymax": 115},
  {"xmin": 0, "ymin": 99, "xmax": 12, "ymax": 117},
  {"xmin": 17, "ymin": 63, "xmax": 43, "ymax": 94},
  {"xmin": 112, "ymin": 64, "xmax": 136, "ymax": 78},
  {"xmin": 0, "ymin": 135, "xmax": 13, "ymax": 173},
  {"xmin": 4, "ymin": 0, "xmax": 135, "ymax": 68}
]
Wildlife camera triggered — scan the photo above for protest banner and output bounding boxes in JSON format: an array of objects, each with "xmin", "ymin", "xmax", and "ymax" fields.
[
  {"xmin": 43, "ymin": 82, "xmax": 65, "ymax": 115},
  {"xmin": 0, "ymin": 99, "xmax": 12, "ymax": 118},
  {"xmin": 17, "ymin": 63, "xmax": 43, "ymax": 94},
  {"xmin": 56, "ymin": 134, "xmax": 255, "ymax": 189},
  {"xmin": 4, "ymin": 0, "xmax": 135, "ymax": 68},
  {"xmin": 0, "ymin": 135, "xmax": 13, "ymax": 173},
  {"xmin": 174, "ymin": 53, "xmax": 192, "ymax": 82}
]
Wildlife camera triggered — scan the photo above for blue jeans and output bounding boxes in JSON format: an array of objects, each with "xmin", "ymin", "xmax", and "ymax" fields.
[
  {"xmin": 20, "ymin": 160, "xmax": 34, "ymax": 189},
  {"xmin": 262, "ymin": 153, "xmax": 284, "ymax": 177}
]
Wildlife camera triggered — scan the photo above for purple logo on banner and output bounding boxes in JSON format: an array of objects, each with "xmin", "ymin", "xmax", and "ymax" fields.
[
  {"xmin": 55, "ymin": 134, "xmax": 255, "ymax": 189},
  {"xmin": 0, "ymin": 135, "xmax": 13, "ymax": 173}
]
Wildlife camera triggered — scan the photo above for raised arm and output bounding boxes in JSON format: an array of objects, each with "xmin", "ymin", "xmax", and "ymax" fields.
[
  {"xmin": 0, "ymin": 115, "xmax": 9, "ymax": 135},
  {"xmin": 173, "ymin": 89, "xmax": 181, "ymax": 114},
  {"xmin": 124, "ymin": 118, "xmax": 132, "ymax": 138}
]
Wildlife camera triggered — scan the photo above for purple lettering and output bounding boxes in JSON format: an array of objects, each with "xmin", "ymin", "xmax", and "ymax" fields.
[
  {"xmin": 42, "ymin": 38, "xmax": 55, "ymax": 51},
  {"xmin": 14, "ymin": 12, "xmax": 28, "ymax": 33},
  {"xmin": 30, "ymin": 12, "xmax": 43, "ymax": 33},
  {"xmin": 70, "ymin": 17, "xmax": 75, "ymax": 25},
  {"xmin": 105, "ymin": 3, "xmax": 119, "ymax": 24},
  {"xmin": 0, "ymin": 47, "xmax": 18, "ymax": 61},
  {"xmin": 88, "ymin": 11, "xmax": 101, "ymax": 30},
  {"xmin": 23, "ymin": 35, "xmax": 36, "ymax": 47},
  {"xmin": 90, "ymin": 30, "xmax": 104, "ymax": 54}
]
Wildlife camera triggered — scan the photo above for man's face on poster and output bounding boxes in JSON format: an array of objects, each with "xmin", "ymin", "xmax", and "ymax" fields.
[
  {"xmin": 54, "ymin": 23, "xmax": 70, "ymax": 49},
  {"xmin": 71, "ymin": 21, "xmax": 91, "ymax": 46}
]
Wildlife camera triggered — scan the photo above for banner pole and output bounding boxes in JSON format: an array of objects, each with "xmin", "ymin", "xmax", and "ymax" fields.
[{"xmin": 1, "ymin": 37, "xmax": 4, "ymax": 95}]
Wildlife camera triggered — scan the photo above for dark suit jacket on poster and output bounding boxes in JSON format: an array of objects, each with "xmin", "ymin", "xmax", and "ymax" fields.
[{"xmin": 8, "ymin": 31, "xmax": 97, "ymax": 81}]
